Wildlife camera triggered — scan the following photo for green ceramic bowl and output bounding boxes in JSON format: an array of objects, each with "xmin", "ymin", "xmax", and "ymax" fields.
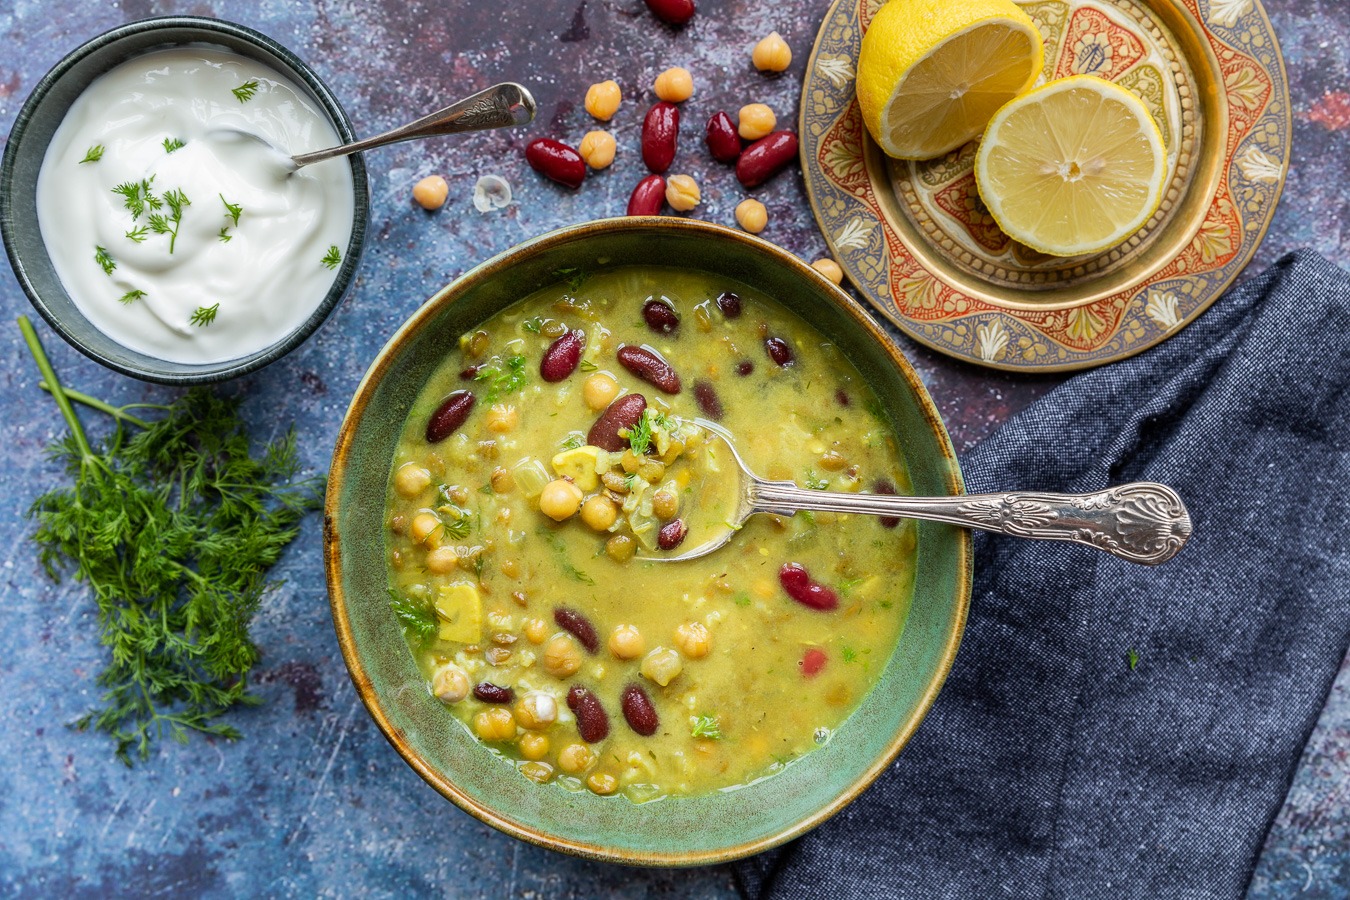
[{"xmin": 324, "ymin": 217, "xmax": 971, "ymax": 865}]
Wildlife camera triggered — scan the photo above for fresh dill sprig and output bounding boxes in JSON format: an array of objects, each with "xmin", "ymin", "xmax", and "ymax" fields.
[
  {"xmin": 162, "ymin": 137, "xmax": 186, "ymax": 154},
  {"xmin": 1127, "ymin": 648, "xmax": 1140, "ymax": 671},
  {"xmin": 94, "ymin": 246, "xmax": 115, "ymax": 275},
  {"xmin": 118, "ymin": 289, "xmax": 146, "ymax": 305},
  {"xmin": 626, "ymin": 413, "xmax": 653, "ymax": 455},
  {"xmin": 112, "ymin": 178, "xmax": 160, "ymax": 220},
  {"xmin": 841, "ymin": 646, "xmax": 858, "ymax": 663},
  {"xmin": 219, "ymin": 194, "xmax": 242, "ymax": 227},
  {"xmin": 691, "ymin": 715, "xmax": 724, "ymax": 739},
  {"xmin": 148, "ymin": 188, "xmax": 190, "ymax": 254},
  {"xmin": 388, "ymin": 589, "xmax": 436, "ymax": 644},
  {"xmin": 439, "ymin": 511, "xmax": 472, "ymax": 540},
  {"xmin": 474, "ymin": 354, "xmax": 527, "ymax": 404},
  {"xmin": 522, "ymin": 317, "xmax": 544, "ymax": 334},
  {"xmin": 559, "ymin": 433, "xmax": 584, "ymax": 451},
  {"xmin": 579, "ymin": 358, "xmax": 598, "ymax": 372},
  {"xmin": 804, "ymin": 470, "xmax": 830, "ymax": 490},
  {"xmin": 79, "ymin": 144, "xmax": 104, "ymax": 164},
  {"xmin": 552, "ymin": 266, "xmax": 587, "ymax": 293},
  {"xmin": 189, "ymin": 303, "xmax": 219, "ymax": 327},
  {"xmin": 320, "ymin": 245, "xmax": 342, "ymax": 270},
  {"xmin": 125, "ymin": 226, "xmax": 149, "ymax": 244},
  {"xmin": 218, "ymin": 227, "xmax": 233, "ymax": 243},
  {"xmin": 232, "ymin": 79, "xmax": 260, "ymax": 103},
  {"xmin": 537, "ymin": 527, "xmax": 595, "ymax": 584}
]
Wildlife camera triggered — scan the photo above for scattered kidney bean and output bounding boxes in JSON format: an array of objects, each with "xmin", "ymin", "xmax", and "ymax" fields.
[
  {"xmin": 642, "ymin": 299, "xmax": 680, "ymax": 333},
  {"xmin": 588, "ymin": 393, "xmax": 648, "ymax": 451},
  {"xmin": 779, "ymin": 562, "xmax": 839, "ymax": 611},
  {"xmin": 473, "ymin": 682, "xmax": 515, "ymax": 704},
  {"xmin": 642, "ymin": 102, "xmax": 680, "ymax": 174},
  {"xmin": 554, "ymin": 607, "xmax": 599, "ymax": 653},
  {"xmin": 617, "ymin": 345, "xmax": 682, "ymax": 393},
  {"xmin": 693, "ymin": 380, "xmax": 724, "ymax": 419},
  {"xmin": 644, "ymin": 0, "xmax": 695, "ymax": 25},
  {"xmin": 705, "ymin": 112, "xmax": 741, "ymax": 163},
  {"xmin": 800, "ymin": 648, "xmax": 827, "ymax": 677},
  {"xmin": 715, "ymin": 291, "xmax": 742, "ymax": 318},
  {"xmin": 525, "ymin": 138, "xmax": 586, "ymax": 189},
  {"xmin": 567, "ymin": 685, "xmax": 610, "ymax": 742},
  {"xmin": 657, "ymin": 518, "xmax": 688, "ymax": 550},
  {"xmin": 736, "ymin": 360, "xmax": 754, "ymax": 376},
  {"xmin": 736, "ymin": 130, "xmax": 799, "ymax": 188},
  {"xmin": 621, "ymin": 684, "xmax": 660, "ymax": 736},
  {"xmin": 426, "ymin": 390, "xmax": 476, "ymax": 443},
  {"xmin": 627, "ymin": 175, "xmax": 667, "ymax": 216},
  {"xmin": 540, "ymin": 330, "xmax": 584, "ymax": 382},
  {"xmin": 459, "ymin": 364, "xmax": 481, "ymax": 380},
  {"xmin": 836, "ymin": 388, "xmax": 851, "ymax": 406},
  {"xmin": 874, "ymin": 479, "xmax": 900, "ymax": 529},
  {"xmin": 765, "ymin": 337, "xmax": 794, "ymax": 366}
]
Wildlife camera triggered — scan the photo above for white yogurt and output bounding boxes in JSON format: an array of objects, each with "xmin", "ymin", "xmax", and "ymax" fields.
[{"xmin": 36, "ymin": 47, "xmax": 355, "ymax": 365}]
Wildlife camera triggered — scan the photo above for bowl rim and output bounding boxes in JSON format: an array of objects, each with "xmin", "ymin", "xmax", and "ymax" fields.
[
  {"xmin": 0, "ymin": 15, "xmax": 370, "ymax": 384},
  {"xmin": 323, "ymin": 216, "xmax": 973, "ymax": 866}
]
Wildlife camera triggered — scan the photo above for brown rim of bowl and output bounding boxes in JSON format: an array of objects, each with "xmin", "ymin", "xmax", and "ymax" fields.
[{"xmin": 323, "ymin": 216, "xmax": 972, "ymax": 866}]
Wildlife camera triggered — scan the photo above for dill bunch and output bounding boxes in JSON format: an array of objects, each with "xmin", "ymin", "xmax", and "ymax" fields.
[{"xmin": 19, "ymin": 317, "xmax": 323, "ymax": 765}]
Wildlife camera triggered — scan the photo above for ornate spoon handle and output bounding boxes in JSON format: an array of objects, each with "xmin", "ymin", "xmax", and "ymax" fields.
[{"xmin": 748, "ymin": 480, "xmax": 1192, "ymax": 565}]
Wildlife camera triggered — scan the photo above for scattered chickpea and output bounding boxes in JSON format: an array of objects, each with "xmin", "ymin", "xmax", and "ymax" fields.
[
  {"xmin": 640, "ymin": 647, "xmax": 684, "ymax": 687},
  {"xmin": 620, "ymin": 450, "xmax": 642, "ymax": 474},
  {"xmin": 425, "ymin": 545, "xmax": 460, "ymax": 574},
  {"xmin": 673, "ymin": 622, "xmax": 712, "ymax": 659},
  {"xmin": 516, "ymin": 691, "xmax": 559, "ymax": 730},
  {"xmin": 542, "ymin": 635, "xmax": 583, "ymax": 677},
  {"xmin": 738, "ymin": 103, "xmax": 777, "ymax": 140},
  {"xmin": 665, "ymin": 174, "xmax": 701, "ymax": 212},
  {"xmin": 523, "ymin": 617, "xmax": 549, "ymax": 644},
  {"xmin": 412, "ymin": 175, "xmax": 449, "ymax": 210},
  {"xmin": 474, "ymin": 707, "xmax": 517, "ymax": 741},
  {"xmin": 519, "ymin": 732, "xmax": 550, "ymax": 760},
  {"xmin": 582, "ymin": 372, "xmax": 621, "ymax": 410},
  {"xmin": 609, "ymin": 624, "xmax": 646, "ymax": 660},
  {"xmin": 520, "ymin": 761, "xmax": 554, "ymax": 783},
  {"xmin": 812, "ymin": 258, "xmax": 844, "ymax": 284},
  {"xmin": 587, "ymin": 772, "xmax": 618, "ymax": 795},
  {"xmin": 485, "ymin": 404, "xmax": 519, "ymax": 434},
  {"xmin": 578, "ymin": 130, "xmax": 617, "ymax": 169},
  {"xmin": 651, "ymin": 489, "xmax": 679, "ymax": 520},
  {"xmin": 653, "ymin": 66, "xmax": 694, "ymax": 102},
  {"xmin": 539, "ymin": 479, "xmax": 584, "ymax": 521},
  {"xmin": 394, "ymin": 463, "xmax": 432, "ymax": 498},
  {"xmin": 558, "ymin": 742, "xmax": 596, "ymax": 775},
  {"xmin": 432, "ymin": 665, "xmax": 470, "ymax": 703},
  {"xmin": 752, "ymin": 31, "xmax": 793, "ymax": 72},
  {"xmin": 735, "ymin": 198, "xmax": 768, "ymax": 234},
  {"xmin": 580, "ymin": 495, "xmax": 619, "ymax": 532},
  {"xmin": 409, "ymin": 512, "xmax": 442, "ymax": 546},
  {"xmin": 584, "ymin": 79, "xmax": 622, "ymax": 120},
  {"xmin": 606, "ymin": 534, "xmax": 637, "ymax": 562}
]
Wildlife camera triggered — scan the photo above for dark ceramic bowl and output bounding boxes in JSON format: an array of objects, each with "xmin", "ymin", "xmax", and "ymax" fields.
[
  {"xmin": 324, "ymin": 217, "xmax": 972, "ymax": 865},
  {"xmin": 0, "ymin": 16, "xmax": 369, "ymax": 384}
]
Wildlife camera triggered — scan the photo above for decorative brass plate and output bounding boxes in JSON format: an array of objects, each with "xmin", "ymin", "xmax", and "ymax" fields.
[{"xmin": 800, "ymin": 0, "xmax": 1291, "ymax": 371}]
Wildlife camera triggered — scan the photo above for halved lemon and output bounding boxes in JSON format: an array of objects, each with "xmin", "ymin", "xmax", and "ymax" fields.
[
  {"xmin": 857, "ymin": 0, "xmax": 1044, "ymax": 160},
  {"xmin": 975, "ymin": 75, "xmax": 1167, "ymax": 257}
]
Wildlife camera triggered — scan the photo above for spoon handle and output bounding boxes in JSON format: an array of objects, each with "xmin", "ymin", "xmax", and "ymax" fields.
[
  {"xmin": 750, "ymin": 480, "xmax": 1192, "ymax": 566},
  {"xmin": 291, "ymin": 82, "xmax": 536, "ymax": 167}
]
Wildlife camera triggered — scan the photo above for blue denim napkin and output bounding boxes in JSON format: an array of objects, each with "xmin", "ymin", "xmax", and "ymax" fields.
[{"xmin": 735, "ymin": 251, "xmax": 1350, "ymax": 899}]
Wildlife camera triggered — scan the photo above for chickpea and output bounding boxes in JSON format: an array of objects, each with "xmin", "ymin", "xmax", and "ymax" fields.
[
  {"xmin": 425, "ymin": 545, "xmax": 460, "ymax": 574},
  {"xmin": 432, "ymin": 665, "xmax": 470, "ymax": 703},
  {"xmin": 673, "ymin": 622, "xmax": 711, "ymax": 659},
  {"xmin": 578, "ymin": 130, "xmax": 617, "ymax": 170},
  {"xmin": 665, "ymin": 174, "xmax": 701, "ymax": 212},
  {"xmin": 394, "ymin": 463, "xmax": 432, "ymax": 498},
  {"xmin": 752, "ymin": 31, "xmax": 792, "ymax": 72},
  {"xmin": 558, "ymin": 742, "xmax": 596, "ymax": 774},
  {"xmin": 412, "ymin": 175, "xmax": 449, "ymax": 210},
  {"xmin": 485, "ymin": 404, "xmax": 519, "ymax": 434},
  {"xmin": 609, "ymin": 624, "xmax": 646, "ymax": 660},
  {"xmin": 620, "ymin": 450, "xmax": 642, "ymax": 474},
  {"xmin": 519, "ymin": 732, "xmax": 551, "ymax": 760},
  {"xmin": 651, "ymin": 489, "xmax": 679, "ymax": 520},
  {"xmin": 582, "ymin": 372, "xmax": 621, "ymax": 411},
  {"xmin": 474, "ymin": 707, "xmax": 517, "ymax": 741},
  {"xmin": 640, "ymin": 647, "xmax": 683, "ymax": 687},
  {"xmin": 605, "ymin": 534, "xmax": 637, "ymax": 563},
  {"xmin": 738, "ymin": 103, "xmax": 777, "ymax": 140},
  {"xmin": 542, "ymin": 635, "xmax": 583, "ymax": 677},
  {"xmin": 735, "ymin": 198, "xmax": 768, "ymax": 234},
  {"xmin": 580, "ymin": 495, "xmax": 619, "ymax": 532},
  {"xmin": 539, "ymin": 479, "xmax": 583, "ymax": 521},
  {"xmin": 653, "ymin": 66, "xmax": 694, "ymax": 102},
  {"xmin": 410, "ymin": 512, "xmax": 442, "ymax": 546},
  {"xmin": 584, "ymin": 79, "xmax": 622, "ymax": 120},
  {"xmin": 587, "ymin": 772, "xmax": 618, "ymax": 795},
  {"xmin": 516, "ymin": 691, "xmax": 559, "ymax": 730},
  {"xmin": 523, "ymin": 617, "xmax": 549, "ymax": 644},
  {"xmin": 812, "ymin": 258, "xmax": 844, "ymax": 285}
]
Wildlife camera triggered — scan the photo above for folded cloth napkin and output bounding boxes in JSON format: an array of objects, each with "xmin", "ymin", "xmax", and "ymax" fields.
[{"xmin": 735, "ymin": 251, "xmax": 1350, "ymax": 900}]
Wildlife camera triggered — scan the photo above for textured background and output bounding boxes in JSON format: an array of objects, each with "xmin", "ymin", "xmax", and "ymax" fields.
[{"xmin": 0, "ymin": 0, "xmax": 1345, "ymax": 896}]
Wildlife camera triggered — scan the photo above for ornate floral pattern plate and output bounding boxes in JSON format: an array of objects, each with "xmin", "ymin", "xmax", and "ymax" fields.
[{"xmin": 800, "ymin": 0, "xmax": 1291, "ymax": 371}]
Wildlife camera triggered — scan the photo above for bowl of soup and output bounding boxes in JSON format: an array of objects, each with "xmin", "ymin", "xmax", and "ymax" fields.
[{"xmin": 324, "ymin": 217, "xmax": 971, "ymax": 864}]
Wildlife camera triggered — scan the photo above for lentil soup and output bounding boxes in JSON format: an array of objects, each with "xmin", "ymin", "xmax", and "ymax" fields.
[{"xmin": 384, "ymin": 266, "xmax": 916, "ymax": 801}]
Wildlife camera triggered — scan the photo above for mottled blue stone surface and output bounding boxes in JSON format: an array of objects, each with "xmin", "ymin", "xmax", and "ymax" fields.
[{"xmin": 0, "ymin": 1, "xmax": 1345, "ymax": 896}]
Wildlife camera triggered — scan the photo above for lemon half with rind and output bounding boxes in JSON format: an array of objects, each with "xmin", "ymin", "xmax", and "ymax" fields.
[
  {"xmin": 857, "ymin": 0, "xmax": 1044, "ymax": 160},
  {"xmin": 975, "ymin": 75, "xmax": 1167, "ymax": 258}
]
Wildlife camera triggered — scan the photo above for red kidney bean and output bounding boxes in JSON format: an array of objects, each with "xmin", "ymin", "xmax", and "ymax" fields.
[
  {"xmin": 875, "ymin": 479, "xmax": 900, "ymax": 529},
  {"xmin": 621, "ymin": 684, "xmax": 660, "ymax": 736},
  {"xmin": 715, "ymin": 291, "xmax": 742, "ymax": 318},
  {"xmin": 800, "ymin": 648, "xmax": 827, "ymax": 677},
  {"xmin": 657, "ymin": 518, "xmax": 688, "ymax": 550},
  {"xmin": 693, "ymin": 380, "xmax": 724, "ymax": 420},
  {"xmin": 736, "ymin": 131, "xmax": 799, "ymax": 188},
  {"xmin": 705, "ymin": 112, "xmax": 741, "ymax": 163},
  {"xmin": 525, "ymin": 138, "xmax": 586, "ymax": 189},
  {"xmin": 736, "ymin": 360, "xmax": 754, "ymax": 376},
  {"xmin": 627, "ymin": 174, "xmax": 667, "ymax": 216},
  {"xmin": 426, "ymin": 390, "xmax": 476, "ymax": 443},
  {"xmin": 617, "ymin": 345, "xmax": 681, "ymax": 394},
  {"xmin": 567, "ymin": 685, "xmax": 610, "ymax": 743},
  {"xmin": 642, "ymin": 298, "xmax": 680, "ymax": 334},
  {"xmin": 473, "ymin": 682, "xmax": 515, "ymax": 704},
  {"xmin": 765, "ymin": 337, "xmax": 794, "ymax": 366},
  {"xmin": 540, "ymin": 330, "xmax": 584, "ymax": 382},
  {"xmin": 642, "ymin": 102, "xmax": 680, "ymax": 174},
  {"xmin": 836, "ymin": 388, "xmax": 851, "ymax": 407},
  {"xmin": 779, "ymin": 562, "xmax": 839, "ymax": 611},
  {"xmin": 588, "ymin": 393, "xmax": 648, "ymax": 451},
  {"xmin": 554, "ymin": 607, "xmax": 599, "ymax": 653},
  {"xmin": 459, "ymin": 365, "xmax": 481, "ymax": 380},
  {"xmin": 644, "ymin": 0, "xmax": 695, "ymax": 25}
]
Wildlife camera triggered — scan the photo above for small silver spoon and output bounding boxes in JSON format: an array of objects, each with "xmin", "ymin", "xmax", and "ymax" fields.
[{"xmin": 651, "ymin": 421, "xmax": 1193, "ymax": 566}]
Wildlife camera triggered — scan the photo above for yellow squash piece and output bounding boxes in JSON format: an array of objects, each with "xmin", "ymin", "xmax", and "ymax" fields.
[
  {"xmin": 435, "ymin": 582, "xmax": 482, "ymax": 643},
  {"xmin": 551, "ymin": 445, "xmax": 601, "ymax": 491}
]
